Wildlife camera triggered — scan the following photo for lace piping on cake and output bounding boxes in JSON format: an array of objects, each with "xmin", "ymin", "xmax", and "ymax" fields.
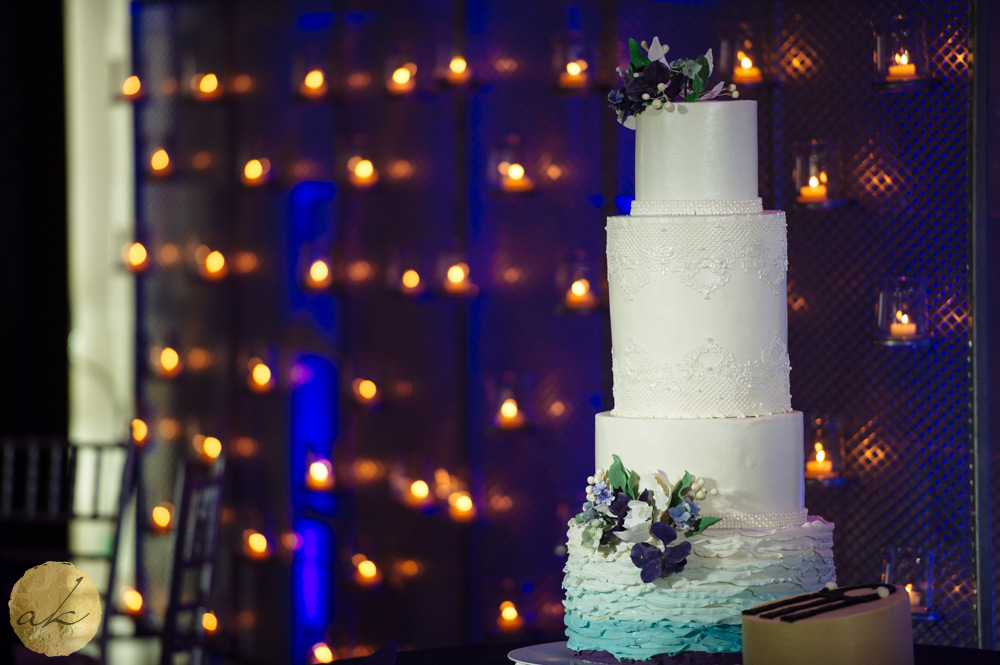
[
  {"xmin": 606, "ymin": 212, "xmax": 787, "ymax": 300},
  {"xmin": 706, "ymin": 509, "xmax": 809, "ymax": 531},
  {"xmin": 630, "ymin": 198, "xmax": 763, "ymax": 216},
  {"xmin": 611, "ymin": 335, "xmax": 792, "ymax": 418}
]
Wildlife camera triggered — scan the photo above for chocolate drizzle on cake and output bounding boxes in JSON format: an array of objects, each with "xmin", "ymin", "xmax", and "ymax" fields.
[{"xmin": 742, "ymin": 584, "xmax": 896, "ymax": 623}]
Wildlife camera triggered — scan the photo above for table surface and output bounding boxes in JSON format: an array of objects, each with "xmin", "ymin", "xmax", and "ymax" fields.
[{"xmin": 334, "ymin": 641, "xmax": 1000, "ymax": 665}]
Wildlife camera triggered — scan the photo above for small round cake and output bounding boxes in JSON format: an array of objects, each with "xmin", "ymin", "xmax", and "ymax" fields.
[{"xmin": 741, "ymin": 583, "xmax": 913, "ymax": 665}]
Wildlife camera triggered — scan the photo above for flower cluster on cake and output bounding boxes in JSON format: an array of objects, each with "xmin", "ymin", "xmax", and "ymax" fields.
[{"xmin": 608, "ymin": 37, "xmax": 739, "ymax": 129}]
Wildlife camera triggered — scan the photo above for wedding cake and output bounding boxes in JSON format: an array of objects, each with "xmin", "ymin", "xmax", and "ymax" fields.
[{"xmin": 561, "ymin": 38, "xmax": 836, "ymax": 661}]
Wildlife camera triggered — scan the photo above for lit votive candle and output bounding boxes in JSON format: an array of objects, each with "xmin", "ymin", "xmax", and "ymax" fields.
[
  {"xmin": 241, "ymin": 158, "xmax": 271, "ymax": 186},
  {"xmin": 731, "ymin": 56, "xmax": 763, "ymax": 84},
  {"xmin": 804, "ymin": 448, "xmax": 833, "ymax": 479},
  {"xmin": 192, "ymin": 73, "xmax": 222, "ymax": 100},
  {"xmin": 445, "ymin": 56, "xmax": 471, "ymax": 85},
  {"xmin": 387, "ymin": 64, "xmax": 416, "ymax": 95},
  {"xmin": 299, "ymin": 69, "xmax": 327, "ymax": 98},
  {"xmin": 558, "ymin": 60, "xmax": 589, "ymax": 89},
  {"xmin": 306, "ymin": 458, "xmax": 334, "ymax": 491},
  {"xmin": 444, "ymin": 263, "xmax": 472, "ymax": 294},
  {"xmin": 797, "ymin": 175, "xmax": 828, "ymax": 203},
  {"xmin": 905, "ymin": 583, "xmax": 924, "ymax": 611},
  {"xmin": 497, "ymin": 601, "xmax": 524, "ymax": 632},
  {"xmin": 496, "ymin": 397, "xmax": 526, "ymax": 430},
  {"xmin": 501, "ymin": 163, "xmax": 534, "ymax": 192},
  {"xmin": 349, "ymin": 157, "xmax": 379, "ymax": 188},
  {"xmin": 890, "ymin": 311, "xmax": 917, "ymax": 338},
  {"xmin": 887, "ymin": 53, "xmax": 918, "ymax": 81},
  {"xmin": 305, "ymin": 259, "xmax": 333, "ymax": 290},
  {"xmin": 400, "ymin": 269, "xmax": 423, "ymax": 295},
  {"xmin": 565, "ymin": 278, "xmax": 597, "ymax": 309},
  {"xmin": 121, "ymin": 75, "xmax": 142, "ymax": 101}
]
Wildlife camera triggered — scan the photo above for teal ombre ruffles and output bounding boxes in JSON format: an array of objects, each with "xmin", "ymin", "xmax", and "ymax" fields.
[{"xmin": 565, "ymin": 609, "xmax": 742, "ymax": 657}]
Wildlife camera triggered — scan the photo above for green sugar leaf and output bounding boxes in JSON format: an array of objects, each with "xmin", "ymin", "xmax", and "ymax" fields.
[
  {"xmin": 670, "ymin": 471, "xmax": 692, "ymax": 508},
  {"xmin": 609, "ymin": 455, "xmax": 630, "ymax": 494},
  {"xmin": 685, "ymin": 515, "xmax": 724, "ymax": 537},
  {"xmin": 629, "ymin": 38, "xmax": 651, "ymax": 70}
]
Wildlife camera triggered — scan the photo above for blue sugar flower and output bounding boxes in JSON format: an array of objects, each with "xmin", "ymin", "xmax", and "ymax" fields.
[
  {"xmin": 668, "ymin": 496, "xmax": 700, "ymax": 531},
  {"xmin": 592, "ymin": 481, "xmax": 614, "ymax": 505}
]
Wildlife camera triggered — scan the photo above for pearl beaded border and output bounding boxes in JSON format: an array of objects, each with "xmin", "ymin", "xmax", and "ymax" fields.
[
  {"xmin": 630, "ymin": 198, "xmax": 764, "ymax": 216},
  {"xmin": 706, "ymin": 508, "xmax": 810, "ymax": 531}
]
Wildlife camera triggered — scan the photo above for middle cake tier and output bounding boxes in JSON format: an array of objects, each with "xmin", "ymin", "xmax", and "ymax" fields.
[
  {"xmin": 607, "ymin": 210, "xmax": 790, "ymax": 419},
  {"xmin": 596, "ymin": 410, "xmax": 805, "ymax": 516}
]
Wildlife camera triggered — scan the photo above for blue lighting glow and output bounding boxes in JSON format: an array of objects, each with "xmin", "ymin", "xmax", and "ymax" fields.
[{"xmin": 296, "ymin": 12, "xmax": 335, "ymax": 32}]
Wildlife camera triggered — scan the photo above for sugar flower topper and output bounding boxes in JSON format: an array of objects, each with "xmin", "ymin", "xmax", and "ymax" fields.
[
  {"xmin": 574, "ymin": 455, "xmax": 723, "ymax": 583},
  {"xmin": 609, "ymin": 37, "xmax": 739, "ymax": 129}
]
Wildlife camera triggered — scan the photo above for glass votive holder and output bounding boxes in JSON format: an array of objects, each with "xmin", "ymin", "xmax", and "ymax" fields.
[
  {"xmin": 146, "ymin": 144, "xmax": 175, "ymax": 178},
  {"xmin": 881, "ymin": 547, "xmax": 939, "ymax": 620},
  {"xmin": 874, "ymin": 15, "xmax": 933, "ymax": 90},
  {"xmin": 803, "ymin": 414, "xmax": 844, "ymax": 485},
  {"xmin": 553, "ymin": 34, "xmax": 592, "ymax": 90},
  {"xmin": 436, "ymin": 40, "xmax": 473, "ymax": 86},
  {"xmin": 438, "ymin": 253, "xmax": 477, "ymax": 296},
  {"xmin": 718, "ymin": 23, "xmax": 765, "ymax": 86},
  {"xmin": 293, "ymin": 53, "xmax": 330, "ymax": 100},
  {"xmin": 793, "ymin": 140, "xmax": 845, "ymax": 208},
  {"xmin": 347, "ymin": 154, "xmax": 379, "ymax": 189},
  {"xmin": 490, "ymin": 138, "xmax": 534, "ymax": 193},
  {"xmin": 385, "ymin": 55, "xmax": 417, "ymax": 95},
  {"xmin": 300, "ymin": 248, "xmax": 334, "ymax": 291},
  {"xmin": 110, "ymin": 60, "xmax": 143, "ymax": 102},
  {"xmin": 182, "ymin": 56, "xmax": 224, "ymax": 101},
  {"xmin": 875, "ymin": 276, "xmax": 932, "ymax": 346},
  {"xmin": 556, "ymin": 253, "xmax": 600, "ymax": 313},
  {"xmin": 387, "ymin": 248, "xmax": 427, "ymax": 297},
  {"xmin": 488, "ymin": 377, "xmax": 530, "ymax": 431}
]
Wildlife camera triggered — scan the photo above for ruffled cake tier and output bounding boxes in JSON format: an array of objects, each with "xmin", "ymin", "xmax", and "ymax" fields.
[{"xmin": 562, "ymin": 518, "xmax": 836, "ymax": 661}]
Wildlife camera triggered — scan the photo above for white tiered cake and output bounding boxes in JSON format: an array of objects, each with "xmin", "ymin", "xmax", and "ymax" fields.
[{"xmin": 562, "ymin": 52, "xmax": 835, "ymax": 661}]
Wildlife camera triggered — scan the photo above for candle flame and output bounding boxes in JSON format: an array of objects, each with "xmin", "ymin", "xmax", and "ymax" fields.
[
  {"xmin": 501, "ymin": 604, "xmax": 519, "ymax": 621},
  {"xmin": 358, "ymin": 560, "xmax": 378, "ymax": 579},
  {"xmin": 401, "ymin": 269, "xmax": 421, "ymax": 289},
  {"xmin": 741, "ymin": 56, "xmax": 753, "ymax": 69},
  {"xmin": 202, "ymin": 611, "xmax": 218, "ymax": 633},
  {"xmin": 354, "ymin": 159, "xmax": 374, "ymax": 179},
  {"xmin": 816, "ymin": 449, "xmax": 826, "ymax": 463},
  {"xmin": 896, "ymin": 52, "xmax": 909, "ymax": 65},
  {"xmin": 312, "ymin": 643, "xmax": 335, "ymax": 663},
  {"xmin": 391, "ymin": 67, "xmax": 411, "ymax": 85},
  {"xmin": 198, "ymin": 73, "xmax": 219, "ymax": 94},
  {"xmin": 446, "ymin": 263, "xmax": 468, "ymax": 284},
  {"xmin": 905, "ymin": 583, "xmax": 913, "ymax": 593},
  {"xmin": 449, "ymin": 56, "xmax": 468, "ymax": 74},
  {"xmin": 507, "ymin": 163, "xmax": 525, "ymax": 181},
  {"xmin": 570, "ymin": 279, "xmax": 590, "ymax": 297},
  {"xmin": 808, "ymin": 175, "xmax": 819, "ymax": 188},
  {"xmin": 150, "ymin": 149, "xmax": 170, "ymax": 172},
  {"xmin": 123, "ymin": 588, "xmax": 143, "ymax": 613},
  {"xmin": 566, "ymin": 60, "xmax": 583, "ymax": 76},
  {"xmin": 309, "ymin": 259, "xmax": 330, "ymax": 284},
  {"xmin": 122, "ymin": 75, "xmax": 141, "ymax": 97},
  {"xmin": 303, "ymin": 69, "xmax": 325, "ymax": 90},
  {"xmin": 247, "ymin": 531, "xmax": 268, "ymax": 554},
  {"xmin": 410, "ymin": 479, "xmax": 429, "ymax": 499},
  {"xmin": 499, "ymin": 398, "xmax": 519, "ymax": 419}
]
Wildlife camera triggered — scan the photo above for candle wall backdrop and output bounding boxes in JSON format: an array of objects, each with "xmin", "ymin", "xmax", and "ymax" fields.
[{"xmin": 122, "ymin": 0, "xmax": 983, "ymax": 661}]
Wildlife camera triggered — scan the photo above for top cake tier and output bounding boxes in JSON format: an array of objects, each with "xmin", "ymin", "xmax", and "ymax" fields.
[{"xmin": 635, "ymin": 100, "xmax": 757, "ymax": 205}]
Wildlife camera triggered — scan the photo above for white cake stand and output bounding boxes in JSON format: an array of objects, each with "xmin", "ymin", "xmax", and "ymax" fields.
[
  {"xmin": 507, "ymin": 641, "xmax": 580, "ymax": 665},
  {"xmin": 508, "ymin": 642, "xmax": 745, "ymax": 665}
]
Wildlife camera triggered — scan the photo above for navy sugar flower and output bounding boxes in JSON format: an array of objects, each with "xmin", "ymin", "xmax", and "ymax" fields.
[{"xmin": 629, "ymin": 522, "xmax": 692, "ymax": 583}]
